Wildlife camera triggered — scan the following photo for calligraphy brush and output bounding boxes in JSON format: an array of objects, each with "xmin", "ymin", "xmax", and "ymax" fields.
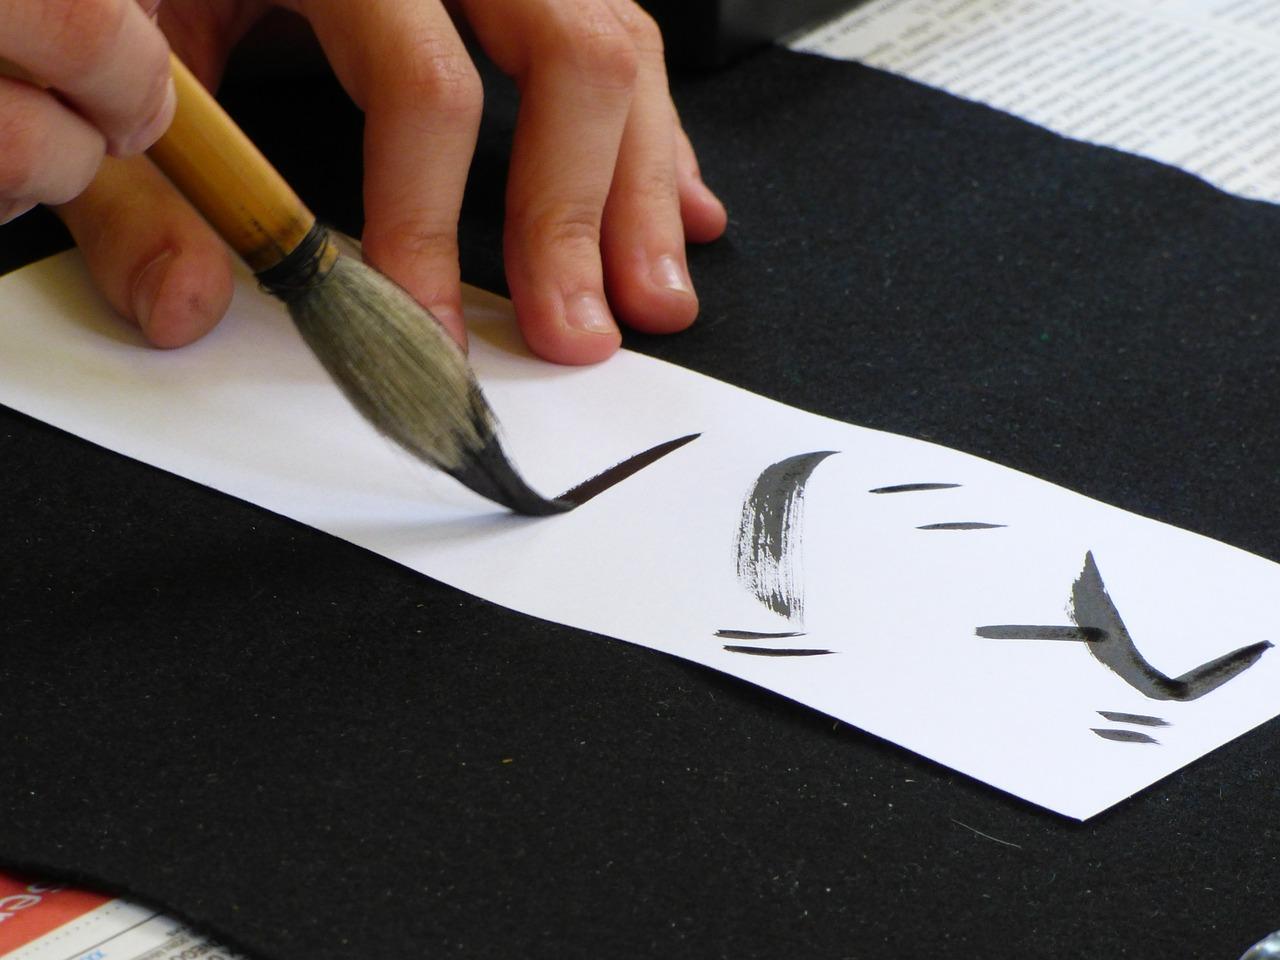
[{"xmin": 13, "ymin": 52, "xmax": 569, "ymax": 516}]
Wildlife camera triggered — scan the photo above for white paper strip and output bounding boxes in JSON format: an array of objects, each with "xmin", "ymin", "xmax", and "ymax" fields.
[{"xmin": 3, "ymin": 252, "xmax": 1278, "ymax": 819}]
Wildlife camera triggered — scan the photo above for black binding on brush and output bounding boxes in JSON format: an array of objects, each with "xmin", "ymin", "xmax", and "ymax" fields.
[{"xmin": 256, "ymin": 222, "xmax": 333, "ymax": 301}]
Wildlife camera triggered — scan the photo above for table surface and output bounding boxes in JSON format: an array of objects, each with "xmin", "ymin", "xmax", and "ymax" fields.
[{"xmin": 2, "ymin": 45, "xmax": 1279, "ymax": 960}]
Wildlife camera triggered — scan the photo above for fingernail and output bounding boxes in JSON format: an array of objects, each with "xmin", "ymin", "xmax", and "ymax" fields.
[
  {"xmin": 120, "ymin": 76, "xmax": 176, "ymax": 155},
  {"xmin": 651, "ymin": 255, "xmax": 693, "ymax": 295},
  {"xmin": 564, "ymin": 293, "xmax": 616, "ymax": 335},
  {"xmin": 131, "ymin": 249, "xmax": 174, "ymax": 333}
]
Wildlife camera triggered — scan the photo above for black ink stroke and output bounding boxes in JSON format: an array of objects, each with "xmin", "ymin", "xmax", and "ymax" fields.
[
  {"xmin": 1072, "ymin": 551, "xmax": 1273, "ymax": 702},
  {"xmin": 715, "ymin": 629, "xmax": 807, "ymax": 640},
  {"xmin": 918, "ymin": 522, "xmax": 1006, "ymax": 530},
  {"xmin": 1097, "ymin": 711, "xmax": 1169, "ymax": 727},
  {"xmin": 557, "ymin": 434, "xmax": 701, "ymax": 506},
  {"xmin": 975, "ymin": 625, "xmax": 1105, "ymax": 642},
  {"xmin": 734, "ymin": 451, "xmax": 838, "ymax": 623},
  {"xmin": 722, "ymin": 645, "xmax": 834, "ymax": 657},
  {"xmin": 869, "ymin": 483, "xmax": 962, "ymax": 494},
  {"xmin": 1092, "ymin": 728, "xmax": 1160, "ymax": 744}
]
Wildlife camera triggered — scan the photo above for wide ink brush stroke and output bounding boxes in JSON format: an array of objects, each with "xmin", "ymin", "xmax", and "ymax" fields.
[
  {"xmin": 1072, "ymin": 551, "xmax": 1273, "ymax": 701},
  {"xmin": 734, "ymin": 451, "xmax": 838, "ymax": 622},
  {"xmin": 557, "ymin": 433, "xmax": 700, "ymax": 506}
]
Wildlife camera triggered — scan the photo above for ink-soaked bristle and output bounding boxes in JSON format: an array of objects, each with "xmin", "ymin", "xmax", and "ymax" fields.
[
  {"xmin": 448, "ymin": 432, "xmax": 572, "ymax": 517},
  {"xmin": 280, "ymin": 239, "xmax": 566, "ymax": 515}
]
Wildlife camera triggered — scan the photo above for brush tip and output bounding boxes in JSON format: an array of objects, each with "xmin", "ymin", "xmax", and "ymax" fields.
[
  {"xmin": 273, "ymin": 232, "xmax": 568, "ymax": 515},
  {"xmin": 448, "ymin": 433, "xmax": 573, "ymax": 517}
]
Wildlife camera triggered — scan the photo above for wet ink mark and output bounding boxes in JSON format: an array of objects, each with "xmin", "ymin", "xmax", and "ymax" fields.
[
  {"xmin": 722, "ymin": 645, "xmax": 834, "ymax": 657},
  {"xmin": 1092, "ymin": 728, "xmax": 1159, "ymax": 744},
  {"xmin": 1072, "ymin": 551, "xmax": 1273, "ymax": 701},
  {"xmin": 1097, "ymin": 711, "xmax": 1169, "ymax": 727},
  {"xmin": 734, "ymin": 450, "xmax": 838, "ymax": 623},
  {"xmin": 976, "ymin": 625, "xmax": 1105, "ymax": 642},
  {"xmin": 918, "ymin": 522, "xmax": 1006, "ymax": 530},
  {"xmin": 869, "ymin": 483, "xmax": 962, "ymax": 494},
  {"xmin": 557, "ymin": 433, "xmax": 700, "ymax": 506},
  {"xmin": 715, "ymin": 629, "xmax": 807, "ymax": 640}
]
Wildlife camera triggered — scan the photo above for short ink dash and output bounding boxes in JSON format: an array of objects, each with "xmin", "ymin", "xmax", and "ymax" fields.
[
  {"xmin": 869, "ymin": 483, "xmax": 962, "ymax": 494},
  {"xmin": 558, "ymin": 433, "xmax": 700, "ymax": 506},
  {"xmin": 918, "ymin": 522, "xmax": 1006, "ymax": 530},
  {"xmin": 722, "ymin": 645, "xmax": 834, "ymax": 657},
  {"xmin": 715, "ymin": 630, "xmax": 807, "ymax": 640},
  {"xmin": 1097, "ymin": 711, "xmax": 1169, "ymax": 727},
  {"xmin": 1092, "ymin": 728, "xmax": 1159, "ymax": 745},
  {"xmin": 976, "ymin": 625, "xmax": 1106, "ymax": 642}
]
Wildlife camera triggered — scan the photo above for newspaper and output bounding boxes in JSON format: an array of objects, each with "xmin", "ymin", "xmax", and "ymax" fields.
[
  {"xmin": 792, "ymin": 0, "xmax": 1280, "ymax": 204},
  {"xmin": 0, "ymin": 874, "xmax": 242, "ymax": 960}
]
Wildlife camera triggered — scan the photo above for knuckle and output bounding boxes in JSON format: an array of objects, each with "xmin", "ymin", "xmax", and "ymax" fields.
[
  {"xmin": 373, "ymin": 222, "xmax": 460, "ymax": 264},
  {"xmin": 551, "ymin": 10, "xmax": 639, "ymax": 90},
  {"xmin": 519, "ymin": 205, "xmax": 604, "ymax": 251},
  {"xmin": 613, "ymin": 4, "xmax": 665, "ymax": 58},
  {"xmin": 395, "ymin": 39, "xmax": 483, "ymax": 119},
  {"xmin": 0, "ymin": 94, "xmax": 102, "ymax": 201},
  {"xmin": 628, "ymin": 168, "xmax": 678, "ymax": 209},
  {"xmin": 39, "ymin": 0, "xmax": 128, "ymax": 77}
]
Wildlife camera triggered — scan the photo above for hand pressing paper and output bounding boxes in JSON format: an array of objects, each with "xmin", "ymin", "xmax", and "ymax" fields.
[{"xmin": 0, "ymin": 251, "xmax": 1277, "ymax": 820}]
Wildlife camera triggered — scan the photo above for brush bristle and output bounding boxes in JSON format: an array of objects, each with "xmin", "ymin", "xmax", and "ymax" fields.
[
  {"xmin": 284, "ymin": 249, "xmax": 568, "ymax": 515},
  {"xmin": 288, "ymin": 253, "xmax": 482, "ymax": 471}
]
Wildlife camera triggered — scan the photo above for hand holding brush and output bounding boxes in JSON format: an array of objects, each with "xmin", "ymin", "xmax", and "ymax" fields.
[
  {"xmin": 2, "ymin": 46, "xmax": 564, "ymax": 512},
  {"xmin": 0, "ymin": 0, "xmax": 728, "ymax": 505}
]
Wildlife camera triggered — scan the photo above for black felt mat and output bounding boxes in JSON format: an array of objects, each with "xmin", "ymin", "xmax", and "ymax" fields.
[{"xmin": 4, "ymin": 46, "xmax": 1280, "ymax": 960}]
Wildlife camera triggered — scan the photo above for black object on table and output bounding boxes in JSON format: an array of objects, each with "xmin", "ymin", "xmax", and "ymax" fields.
[{"xmin": 2, "ymin": 45, "xmax": 1279, "ymax": 960}]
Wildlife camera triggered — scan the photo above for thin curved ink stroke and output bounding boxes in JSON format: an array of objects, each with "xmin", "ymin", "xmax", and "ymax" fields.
[
  {"xmin": 722, "ymin": 645, "xmax": 834, "ymax": 657},
  {"xmin": 1097, "ymin": 711, "xmax": 1169, "ymax": 727},
  {"xmin": 733, "ymin": 451, "xmax": 838, "ymax": 623},
  {"xmin": 557, "ymin": 434, "xmax": 700, "ymax": 506},
  {"xmin": 918, "ymin": 522, "xmax": 1006, "ymax": 530},
  {"xmin": 1072, "ymin": 551, "xmax": 1273, "ymax": 702},
  {"xmin": 715, "ymin": 629, "xmax": 807, "ymax": 640},
  {"xmin": 869, "ymin": 482, "xmax": 961, "ymax": 494},
  {"xmin": 975, "ymin": 625, "xmax": 1105, "ymax": 642}
]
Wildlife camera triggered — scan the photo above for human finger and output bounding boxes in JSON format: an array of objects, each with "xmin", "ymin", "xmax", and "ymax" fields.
[
  {"xmin": 294, "ymin": 0, "xmax": 482, "ymax": 348},
  {"xmin": 460, "ymin": 0, "xmax": 640, "ymax": 364},
  {"xmin": 597, "ymin": 0, "xmax": 697, "ymax": 335},
  {"xmin": 0, "ymin": 0, "xmax": 175, "ymax": 156},
  {"xmin": 0, "ymin": 76, "xmax": 105, "ymax": 215},
  {"xmin": 156, "ymin": 0, "xmax": 274, "ymax": 91},
  {"xmin": 674, "ymin": 124, "xmax": 727, "ymax": 244},
  {"xmin": 54, "ymin": 154, "xmax": 234, "ymax": 348}
]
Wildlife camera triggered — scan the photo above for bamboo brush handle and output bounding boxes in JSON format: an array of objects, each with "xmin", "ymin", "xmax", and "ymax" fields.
[
  {"xmin": 0, "ymin": 53, "xmax": 316, "ymax": 273},
  {"xmin": 149, "ymin": 54, "xmax": 316, "ymax": 273}
]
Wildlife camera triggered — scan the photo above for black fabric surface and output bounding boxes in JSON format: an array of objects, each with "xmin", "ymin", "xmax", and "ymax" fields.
[{"xmin": 4, "ymin": 46, "xmax": 1280, "ymax": 960}]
